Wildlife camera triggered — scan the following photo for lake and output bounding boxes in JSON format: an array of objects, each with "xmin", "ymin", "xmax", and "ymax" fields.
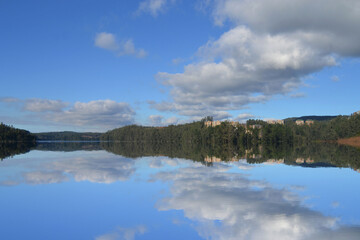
[{"xmin": 0, "ymin": 142, "xmax": 360, "ymax": 240}]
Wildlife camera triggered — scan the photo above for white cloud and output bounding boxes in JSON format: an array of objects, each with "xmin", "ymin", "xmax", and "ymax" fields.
[
  {"xmin": 94, "ymin": 32, "xmax": 119, "ymax": 51},
  {"xmin": 120, "ymin": 39, "xmax": 148, "ymax": 58},
  {"xmin": 50, "ymin": 100, "xmax": 135, "ymax": 129},
  {"xmin": 148, "ymin": 114, "xmax": 178, "ymax": 126},
  {"xmin": 153, "ymin": 0, "xmax": 360, "ymax": 119},
  {"xmin": 137, "ymin": 0, "xmax": 176, "ymax": 17},
  {"xmin": 23, "ymin": 98, "xmax": 68, "ymax": 112},
  {"xmin": 4, "ymin": 97, "xmax": 135, "ymax": 130},
  {"xmin": 95, "ymin": 32, "xmax": 147, "ymax": 58}
]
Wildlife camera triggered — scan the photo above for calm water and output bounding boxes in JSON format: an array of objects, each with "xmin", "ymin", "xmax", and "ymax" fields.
[{"xmin": 1, "ymin": 143, "xmax": 360, "ymax": 240}]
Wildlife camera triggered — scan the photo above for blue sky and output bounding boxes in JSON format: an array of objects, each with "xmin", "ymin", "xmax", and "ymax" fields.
[{"xmin": 1, "ymin": 0, "xmax": 359, "ymax": 132}]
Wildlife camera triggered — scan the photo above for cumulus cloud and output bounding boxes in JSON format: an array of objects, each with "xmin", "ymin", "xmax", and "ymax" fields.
[
  {"xmin": 148, "ymin": 115, "xmax": 178, "ymax": 126},
  {"xmin": 95, "ymin": 32, "xmax": 147, "ymax": 58},
  {"xmin": 49, "ymin": 99, "xmax": 135, "ymax": 128},
  {"xmin": 137, "ymin": 0, "xmax": 176, "ymax": 17},
  {"xmin": 153, "ymin": 164, "xmax": 360, "ymax": 240},
  {"xmin": 23, "ymin": 98, "xmax": 68, "ymax": 112},
  {"xmin": 3, "ymin": 97, "xmax": 135, "ymax": 130},
  {"xmin": 153, "ymin": 0, "xmax": 360, "ymax": 119},
  {"xmin": 94, "ymin": 32, "xmax": 119, "ymax": 51}
]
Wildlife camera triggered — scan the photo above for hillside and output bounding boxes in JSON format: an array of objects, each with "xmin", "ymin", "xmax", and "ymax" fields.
[
  {"xmin": 0, "ymin": 123, "xmax": 36, "ymax": 143},
  {"xmin": 35, "ymin": 131, "xmax": 101, "ymax": 141}
]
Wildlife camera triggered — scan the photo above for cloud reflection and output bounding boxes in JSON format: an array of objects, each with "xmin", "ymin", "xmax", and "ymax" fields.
[
  {"xmin": 50, "ymin": 157, "xmax": 135, "ymax": 183},
  {"xmin": 154, "ymin": 163, "xmax": 360, "ymax": 240},
  {"xmin": 0, "ymin": 154, "xmax": 137, "ymax": 185}
]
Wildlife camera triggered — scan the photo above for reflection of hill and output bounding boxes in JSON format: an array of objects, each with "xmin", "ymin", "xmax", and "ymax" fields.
[
  {"xmin": 103, "ymin": 141, "xmax": 360, "ymax": 172},
  {"xmin": 3, "ymin": 140, "xmax": 359, "ymax": 172},
  {"xmin": 36, "ymin": 142, "xmax": 102, "ymax": 152},
  {"xmin": 0, "ymin": 142, "xmax": 36, "ymax": 160},
  {"xmin": 101, "ymin": 141, "xmax": 214, "ymax": 165}
]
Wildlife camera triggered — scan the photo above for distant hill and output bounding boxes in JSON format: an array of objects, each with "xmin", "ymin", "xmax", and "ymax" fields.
[
  {"xmin": 284, "ymin": 115, "xmax": 339, "ymax": 122},
  {"xmin": 35, "ymin": 131, "xmax": 101, "ymax": 141}
]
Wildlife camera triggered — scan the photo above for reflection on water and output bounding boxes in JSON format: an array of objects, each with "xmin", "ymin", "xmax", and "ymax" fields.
[
  {"xmin": 0, "ymin": 142, "xmax": 35, "ymax": 160},
  {"xmin": 154, "ymin": 163, "xmax": 360, "ymax": 240},
  {"xmin": 101, "ymin": 141, "xmax": 360, "ymax": 172},
  {"xmin": 2, "ymin": 141, "xmax": 360, "ymax": 172},
  {"xmin": 0, "ymin": 142, "xmax": 360, "ymax": 239},
  {"xmin": 0, "ymin": 152, "xmax": 136, "ymax": 186}
]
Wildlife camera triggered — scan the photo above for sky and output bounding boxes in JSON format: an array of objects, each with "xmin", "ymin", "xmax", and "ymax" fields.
[{"xmin": 1, "ymin": 0, "xmax": 360, "ymax": 132}]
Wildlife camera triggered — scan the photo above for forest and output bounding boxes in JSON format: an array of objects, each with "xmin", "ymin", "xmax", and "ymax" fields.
[
  {"xmin": 0, "ymin": 123, "xmax": 36, "ymax": 160},
  {"xmin": 101, "ymin": 113, "xmax": 360, "ymax": 147},
  {"xmin": 0, "ymin": 123, "xmax": 36, "ymax": 143},
  {"xmin": 35, "ymin": 131, "xmax": 101, "ymax": 141}
]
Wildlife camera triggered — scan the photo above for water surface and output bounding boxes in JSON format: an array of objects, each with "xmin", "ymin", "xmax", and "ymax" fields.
[{"xmin": 0, "ymin": 142, "xmax": 359, "ymax": 239}]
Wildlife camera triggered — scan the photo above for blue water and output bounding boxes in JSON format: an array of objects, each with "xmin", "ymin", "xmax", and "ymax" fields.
[{"xmin": 0, "ymin": 149, "xmax": 359, "ymax": 239}]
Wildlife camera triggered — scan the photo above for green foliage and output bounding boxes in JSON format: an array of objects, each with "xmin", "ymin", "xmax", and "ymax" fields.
[
  {"xmin": 35, "ymin": 131, "xmax": 101, "ymax": 141},
  {"xmin": 101, "ymin": 114, "xmax": 360, "ymax": 148},
  {"xmin": 101, "ymin": 121, "xmax": 260, "ymax": 149},
  {"xmin": 0, "ymin": 142, "xmax": 36, "ymax": 160},
  {"xmin": 0, "ymin": 123, "xmax": 36, "ymax": 143}
]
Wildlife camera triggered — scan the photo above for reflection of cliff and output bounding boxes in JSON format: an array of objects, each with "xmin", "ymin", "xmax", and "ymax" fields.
[{"xmin": 154, "ymin": 165, "xmax": 360, "ymax": 240}]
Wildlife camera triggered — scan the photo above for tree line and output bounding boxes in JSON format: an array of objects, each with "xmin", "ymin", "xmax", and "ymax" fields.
[
  {"xmin": 101, "ymin": 114, "xmax": 360, "ymax": 146},
  {"xmin": 0, "ymin": 123, "xmax": 36, "ymax": 143}
]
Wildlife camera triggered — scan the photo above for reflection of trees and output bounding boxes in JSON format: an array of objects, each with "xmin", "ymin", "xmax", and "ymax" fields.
[
  {"xmin": 249, "ymin": 143, "xmax": 360, "ymax": 171},
  {"xmin": 154, "ymin": 165, "xmax": 360, "ymax": 240},
  {"xmin": 102, "ymin": 141, "xmax": 360, "ymax": 171},
  {"xmin": 36, "ymin": 142, "xmax": 102, "ymax": 152},
  {"xmin": 0, "ymin": 142, "xmax": 36, "ymax": 160},
  {"xmin": 1, "ymin": 142, "xmax": 101, "ymax": 161}
]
